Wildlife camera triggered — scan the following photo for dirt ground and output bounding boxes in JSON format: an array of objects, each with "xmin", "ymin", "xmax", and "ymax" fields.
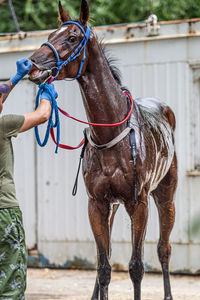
[{"xmin": 26, "ymin": 268, "xmax": 200, "ymax": 300}]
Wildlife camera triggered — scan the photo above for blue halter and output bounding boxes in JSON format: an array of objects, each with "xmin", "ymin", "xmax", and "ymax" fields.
[
  {"xmin": 42, "ymin": 21, "xmax": 91, "ymax": 80},
  {"xmin": 35, "ymin": 21, "xmax": 91, "ymax": 153}
]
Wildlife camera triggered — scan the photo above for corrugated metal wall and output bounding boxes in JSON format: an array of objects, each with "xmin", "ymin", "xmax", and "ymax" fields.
[{"xmin": 1, "ymin": 19, "xmax": 200, "ymax": 273}]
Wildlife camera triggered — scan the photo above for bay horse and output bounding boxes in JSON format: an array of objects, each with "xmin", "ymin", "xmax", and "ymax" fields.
[{"xmin": 29, "ymin": 1, "xmax": 177, "ymax": 299}]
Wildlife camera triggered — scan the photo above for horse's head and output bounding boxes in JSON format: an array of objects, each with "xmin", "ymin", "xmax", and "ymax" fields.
[{"xmin": 29, "ymin": 0, "xmax": 90, "ymax": 84}]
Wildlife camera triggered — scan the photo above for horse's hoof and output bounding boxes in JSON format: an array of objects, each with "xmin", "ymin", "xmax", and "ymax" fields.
[
  {"xmin": 164, "ymin": 297, "xmax": 173, "ymax": 300},
  {"xmin": 91, "ymin": 294, "xmax": 98, "ymax": 300}
]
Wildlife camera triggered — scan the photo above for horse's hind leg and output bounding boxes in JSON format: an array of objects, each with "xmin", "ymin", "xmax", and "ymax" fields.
[
  {"xmin": 152, "ymin": 154, "xmax": 177, "ymax": 300},
  {"xmin": 91, "ymin": 203, "xmax": 119, "ymax": 300},
  {"xmin": 125, "ymin": 192, "xmax": 148, "ymax": 300}
]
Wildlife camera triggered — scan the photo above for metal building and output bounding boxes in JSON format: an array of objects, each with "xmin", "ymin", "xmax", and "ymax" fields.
[{"xmin": 0, "ymin": 18, "xmax": 200, "ymax": 274}]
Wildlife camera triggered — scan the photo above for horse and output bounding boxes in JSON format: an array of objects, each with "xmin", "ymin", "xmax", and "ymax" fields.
[{"xmin": 28, "ymin": 1, "xmax": 178, "ymax": 299}]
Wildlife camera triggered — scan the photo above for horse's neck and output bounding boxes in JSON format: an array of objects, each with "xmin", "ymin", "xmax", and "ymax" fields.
[{"xmin": 78, "ymin": 41, "xmax": 128, "ymax": 144}]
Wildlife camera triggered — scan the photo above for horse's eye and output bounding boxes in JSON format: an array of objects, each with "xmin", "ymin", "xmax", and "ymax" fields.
[{"xmin": 68, "ymin": 36, "xmax": 77, "ymax": 43}]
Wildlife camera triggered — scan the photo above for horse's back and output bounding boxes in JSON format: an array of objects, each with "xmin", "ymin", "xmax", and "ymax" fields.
[{"xmin": 135, "ymin": 97, "xmax": 176, "ymax": 131}]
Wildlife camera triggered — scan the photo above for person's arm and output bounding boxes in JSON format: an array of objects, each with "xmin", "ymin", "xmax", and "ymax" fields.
[
  {"xmin": 19, "ymin": 99, "xmax": 51, "ymax": 133},
  {"xmin": 19, "ymin": 83, "xmax": 58, "ymax": 133},
  {"xmin": 0, "ymin": 80, "xmax": 14, "ymax": 104}
]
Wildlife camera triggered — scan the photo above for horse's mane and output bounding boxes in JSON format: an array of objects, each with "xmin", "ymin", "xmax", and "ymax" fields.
[
  {"xmin": 98, "ymin": 40, "xmax": 130, "ymax": 94},
  {"xmin": 99, "ymin": 41, "xmax": 122, "ymax": 87}
]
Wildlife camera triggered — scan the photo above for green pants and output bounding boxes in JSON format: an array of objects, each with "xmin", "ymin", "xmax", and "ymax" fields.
[{"xmin": 0, "ymin": 207, "xmax": 27, "ymax": 300}]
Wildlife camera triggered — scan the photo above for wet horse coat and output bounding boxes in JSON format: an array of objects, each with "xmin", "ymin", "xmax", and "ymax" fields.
[{"xmin": 29, "ymin": 1, "xmax": 178, "ymax": 299}]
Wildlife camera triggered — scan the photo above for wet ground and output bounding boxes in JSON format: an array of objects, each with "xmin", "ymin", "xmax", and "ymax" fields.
[{"xmin": 26, "ymin": 268, "xmax": 200, "ymax": 300}]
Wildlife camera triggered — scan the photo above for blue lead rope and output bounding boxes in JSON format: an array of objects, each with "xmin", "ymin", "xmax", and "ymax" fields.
[{"xmin": 34, "ymin": 83, "xmax": 60, "ymax": 153}]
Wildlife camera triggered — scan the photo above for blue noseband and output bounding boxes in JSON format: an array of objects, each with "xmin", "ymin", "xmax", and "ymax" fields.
[{"xmin": 42, "ymin": 21, "xmax": 91, "ymax": 80}]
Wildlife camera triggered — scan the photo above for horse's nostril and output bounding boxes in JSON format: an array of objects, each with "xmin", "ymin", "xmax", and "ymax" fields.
[{"xmin": 30, "ymin": 57, "xmax": 36, "ymax": 63}]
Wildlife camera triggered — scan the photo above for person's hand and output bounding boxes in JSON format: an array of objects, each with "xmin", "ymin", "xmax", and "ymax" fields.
[
  {"xmin": 10, "ymin": 58, "xmax": 32, "ymax": 85},
  {"xmin": 40, "ymin": 84, "xmax": 58, "ymax": 102}
]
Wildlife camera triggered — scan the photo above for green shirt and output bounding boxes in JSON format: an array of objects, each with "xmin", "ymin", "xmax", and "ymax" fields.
[{"xmin": 0, "ymin": 114, "xmax": 24, "ymax": 209}]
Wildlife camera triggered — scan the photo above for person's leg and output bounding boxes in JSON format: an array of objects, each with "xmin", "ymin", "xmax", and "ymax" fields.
[{"xmin": 0, "ymin": 207, "xmax": 27, "ymax": 299}]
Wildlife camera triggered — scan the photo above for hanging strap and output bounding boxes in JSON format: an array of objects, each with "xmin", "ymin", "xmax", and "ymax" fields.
[
  {"xmin": 72, "ymin": 129, "xmax": 88, "ymax": 196},
  {"xmin": 129, "ymin": 128, "xmax": 138, "ymax": 205}
]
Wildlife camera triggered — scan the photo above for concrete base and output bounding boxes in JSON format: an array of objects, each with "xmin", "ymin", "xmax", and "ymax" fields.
[{"xmin": 28, "ymin": 241, "xmax": 200, "ymax": 274}]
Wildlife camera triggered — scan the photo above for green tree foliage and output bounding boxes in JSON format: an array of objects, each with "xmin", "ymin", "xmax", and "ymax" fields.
[{"xmin": 0, "ymin": 0, "xmax": 200, "ymax": 33}]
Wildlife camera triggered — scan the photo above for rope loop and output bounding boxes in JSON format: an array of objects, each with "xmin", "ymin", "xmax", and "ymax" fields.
[{"xmin": 34, "ymin": 83, "xmax": 60, "ymax": 153}]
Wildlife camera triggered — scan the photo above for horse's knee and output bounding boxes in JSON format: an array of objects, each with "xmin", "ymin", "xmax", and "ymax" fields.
[
  {"xmin": 129, "ymin": 258, "xmax": 144, "ymax": 283},
  {"xmin": 97, "ymin": 264, "xmax": 111, "ymax": 286},
  {"xmin": 157, "ymin": 240, "xmax": 171, "ymax": 264}
]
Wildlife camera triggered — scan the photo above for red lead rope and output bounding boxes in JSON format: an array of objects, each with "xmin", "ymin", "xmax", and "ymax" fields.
[
  {"xmin": 58, "ymin": 92, "xmax": 133, "ymax": 127},
  {"xmin": 50, "ymin": 92, "xmax": 133, "ymax": 150},
  {"xmin": 50, "ymin": 126, "xmax": 85, "ymax": 150}
]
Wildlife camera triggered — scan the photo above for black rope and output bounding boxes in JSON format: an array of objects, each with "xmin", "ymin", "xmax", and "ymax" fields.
[
  {"xmin": 72, "ymin": 129, "xmax": 88, "ymax": 196},
  {"xmin": 8, "ymin": 0, "xmax": 21, "ymax": 33}
]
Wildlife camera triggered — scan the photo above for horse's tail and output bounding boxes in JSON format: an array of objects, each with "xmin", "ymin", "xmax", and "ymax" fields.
[{"xmin": 164, "ymin": 106, "xmax": 176, "ymax": 131}]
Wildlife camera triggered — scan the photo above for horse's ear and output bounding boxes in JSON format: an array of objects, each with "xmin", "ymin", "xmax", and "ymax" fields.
[
  {"xmin": 58, "ymin": 0, "xmax": 71, "ymax": 23},
  {"xmin": 80, "ymin": 0, "xmax": 90, "ymax": 24}
]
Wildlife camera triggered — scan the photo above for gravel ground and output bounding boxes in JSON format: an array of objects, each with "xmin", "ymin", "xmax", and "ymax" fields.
[{"xmin": 26, "ymin": 268, "xmax": 200, "ymax": 300}]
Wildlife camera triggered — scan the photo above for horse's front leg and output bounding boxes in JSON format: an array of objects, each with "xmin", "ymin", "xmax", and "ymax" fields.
[
  {"xmin": 91, "ymin": 277, "xmax": 99, "ymax": 300},
  {"xmin": 125, "ymin": 194, "xmax": 148, "ymax": 300},
  {"xmin": 89, "ymin": 197, "xmax": 113, "ymax": 300},
  {"xmin": 91, "ymin": 203, "xmax": 119, "ymax": 300}
]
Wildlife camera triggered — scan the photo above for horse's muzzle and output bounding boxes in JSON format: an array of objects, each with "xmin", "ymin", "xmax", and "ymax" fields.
[{"xmin": 29, "ymin": 62, "xmax": 56, "ymax": 85}]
